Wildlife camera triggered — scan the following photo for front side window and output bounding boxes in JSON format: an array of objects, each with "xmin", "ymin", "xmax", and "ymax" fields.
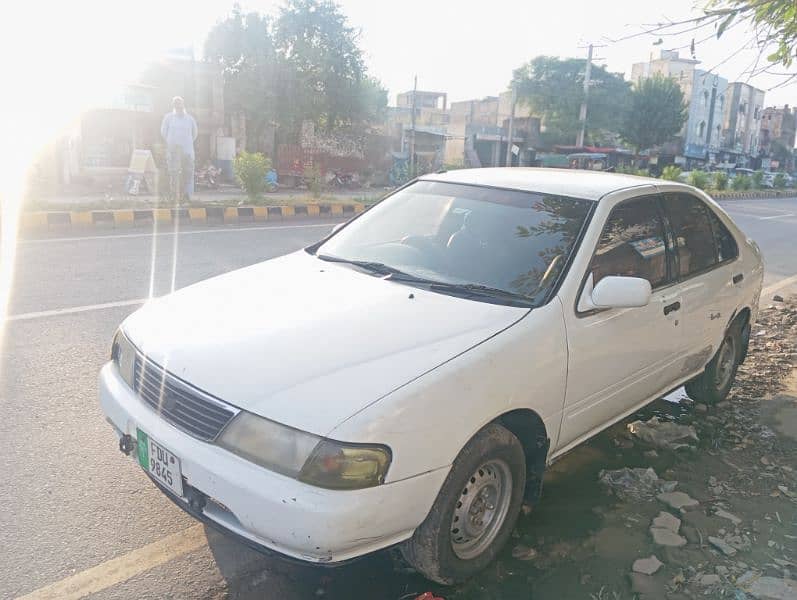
[
  {"xmin": 589, "ymin": 196, "xmax": 669, "ymax": 289},
  {"xmin": 707, "ymin": 209, "xmax": 739, "ymax": 262},
  {"xmin": 316, "ymin": 181, "xmax": 593, "ymax": 305},
  {"xmin": 664, "ymin": 194, "xmax": 718, "ymax": 276}
]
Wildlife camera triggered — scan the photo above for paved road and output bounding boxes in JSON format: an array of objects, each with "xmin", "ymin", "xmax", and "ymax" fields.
[{"xmin": 2, "ymin": 198, "xmax": 796, "ymax": 600}]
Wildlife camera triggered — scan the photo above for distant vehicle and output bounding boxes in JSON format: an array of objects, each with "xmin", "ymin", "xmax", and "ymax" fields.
[
  {"xmin": 731, "ymin": 167, "xmax": 756, "ymax": 178},
  {"xmin": 101, "ymin": 169, "xmax": 763, "ymax": 584}
]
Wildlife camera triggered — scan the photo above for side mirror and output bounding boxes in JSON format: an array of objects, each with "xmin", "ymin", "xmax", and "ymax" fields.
[{"xmin": 591, "ymin": 276, "xmax": 652, "ymax": 309}]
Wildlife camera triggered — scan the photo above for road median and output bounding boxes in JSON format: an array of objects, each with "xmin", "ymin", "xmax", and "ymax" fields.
[{"xmin": 19, "ymin": 203, "xmax": 364, "ymax": 232}]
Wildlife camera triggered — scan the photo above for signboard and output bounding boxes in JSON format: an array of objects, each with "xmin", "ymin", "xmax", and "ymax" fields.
[
  {"xmin": 126, "ymin": 149, "xmax": 158, "ymax": 195},
  {"xmin": 511, "ymin": 144, "xmax": 520, "ymax": 156}
]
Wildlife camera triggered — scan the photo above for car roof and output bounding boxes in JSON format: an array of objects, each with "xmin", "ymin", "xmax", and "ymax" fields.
[{"xmin": 419, "ymin": 167, "xmax": 669, "ymax": 202}]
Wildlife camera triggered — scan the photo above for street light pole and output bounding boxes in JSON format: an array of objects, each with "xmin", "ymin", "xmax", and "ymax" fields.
[
  {"xmin": 576, "ymin": 44, "xmax": 593, "ymax": 148},
  {"xmin": 410, "ymin": 75, "xmax": 417, "ymax": 177},
  {"xmin": 505, "ymin": 85, "xmax": 516, "ymax": 167}
]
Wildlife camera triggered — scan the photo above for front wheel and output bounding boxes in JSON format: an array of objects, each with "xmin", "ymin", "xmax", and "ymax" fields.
[
  {"xmin": 685, "ymin": 326, "xmax": 740, "ymax": 404},
  {"xmin": 400, "ymin": 423, "xmax": 526, "ymax": 584}
]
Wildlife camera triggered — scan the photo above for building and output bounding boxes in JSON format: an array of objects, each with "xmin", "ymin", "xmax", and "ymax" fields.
[
  {"xmin": 759, "ymin": 105, "xmax": 796, "ymax": 171},
  {"xmin": 682, "ymin": 71, "xmax": 728, "ymax": 165},
  {"xmin": 386, "ymin": 90, "xmax": 449, "ymax": 170},
  {"xmin": 51, "ymin": 53, "xmax": 226, "ymax": 193},
  {"xmin": 631, "ymin": 50, "xmax": 699, "ymax": 91},
  {"xmin": 722, "ymin": 82, "xmax": 765, "ymax": 167},
  {"xmin": 448, "ymin": 91, "xmax": 539, "ymax": 168}
]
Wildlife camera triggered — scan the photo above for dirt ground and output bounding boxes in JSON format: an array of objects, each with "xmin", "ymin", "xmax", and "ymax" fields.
[{"xmin": 219, "ymin": 297, "xmax": 797, "ymax": 600}]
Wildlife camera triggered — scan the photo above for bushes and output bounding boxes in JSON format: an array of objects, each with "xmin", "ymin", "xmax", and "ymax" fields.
[
  {"xmin": 687, "ymin": 170, "xmax": 709, "ymax": 190},
  {"xmin": 660, "ymin": 165, "xmax": 682, "ymax": 181},
  {"xmin": 234, "ymin": 152, "xmax": 271, "ymax": 199},
  {"xmin": 752, "ymin": 170, "xmax": 764, "ymax": 189},
  {"xmin": 713, "ymin": 172, "xmax": 729, "ymax": 190},
  {"xmin": 731, "ymin": 174, "xmax": 751, "ymax": 190},
  {"xmin": 303, "ymin": 165, "xmax": 324, "ymax": 198},
  {"xmin": 774, "ymin": 173, "xmax": 787, "ymax": 189}
]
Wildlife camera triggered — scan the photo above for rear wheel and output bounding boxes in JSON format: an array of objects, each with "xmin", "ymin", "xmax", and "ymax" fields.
[
  {"xmin": 685, "ymin": 325, "xmax": 740, "ymax": 404},
  {"xmin": 400, "ymin": 424, "xmax": 526, "ymax": 584}
]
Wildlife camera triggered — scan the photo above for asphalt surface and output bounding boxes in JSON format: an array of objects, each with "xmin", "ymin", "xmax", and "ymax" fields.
[{"xmin": 2, "ymin": 197, "xmax": 796, "ymax": 600}]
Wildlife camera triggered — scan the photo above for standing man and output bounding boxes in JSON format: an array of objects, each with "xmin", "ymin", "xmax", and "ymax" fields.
[{"xmin": 160, "ymin": 96, "xmax": 198, "ymax": 202}]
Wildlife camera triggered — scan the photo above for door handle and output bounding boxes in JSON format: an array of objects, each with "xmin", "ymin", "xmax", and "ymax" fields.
[
  {"xmin": 733, "ymin": 273, "xmax": 744, "ymax": 284},
  {"xmin": 663, "ymin": 301, "xmax": 681, "ymax": 315}
]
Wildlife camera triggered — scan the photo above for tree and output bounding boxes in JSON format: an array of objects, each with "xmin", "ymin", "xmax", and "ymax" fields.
[
  {"xmin": 620, "ymin": 76, "xmax": 687, "ymax": 153},
  {"xmin": 205, "ymin": 2, "xmax": 387, "ymax": 148},
  {"xmin": 511, "ymin": 56, "xmax": 632, "ymax": 147},
  {"xmin": 274, "ymin": 0, "xmax": 386, "ymax": 134},
  {"xmin": 708, "ymin": 0, "xmax": 796, "ymax": 70},
  {"xmin": 205, "ymin": 7, "xmax": 280, "ymax": 151}
]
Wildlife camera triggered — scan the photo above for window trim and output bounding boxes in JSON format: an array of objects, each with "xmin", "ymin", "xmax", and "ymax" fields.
[
  {"xmin": 662, "ymin": 192, "xmax": 740, "ymax": 283},
  {"xmin": 574, "ymin": 193, "xmax": 677, "ymax": 318}
]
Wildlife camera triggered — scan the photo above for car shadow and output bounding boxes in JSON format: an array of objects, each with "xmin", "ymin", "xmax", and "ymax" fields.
[{"xmin": 205, "ymin": 526, "xmax": 437, "ymax": 600}]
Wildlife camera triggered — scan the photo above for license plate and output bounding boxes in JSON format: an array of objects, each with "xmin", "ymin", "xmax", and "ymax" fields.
[{"xmin": 136, "ymin": 429, "xmax": 183, "ymax": 497}]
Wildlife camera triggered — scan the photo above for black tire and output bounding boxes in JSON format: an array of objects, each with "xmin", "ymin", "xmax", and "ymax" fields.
[
  {"xmin": 400, "ymin": 423, "xmax": 526, "ymax": 585},
  {"xmin": 685, "ymin": 321, "xmax": 742, "ymax": 404}
]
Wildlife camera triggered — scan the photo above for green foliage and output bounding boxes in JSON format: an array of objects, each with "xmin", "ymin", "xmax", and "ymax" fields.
[
  {"xmin": 511, "ymin": 56, "xmax": 632, "ymax": 146},
  {"xmin": 713, "ymin": 171, "xmax": 729, "ymax": 190},
  {"xmin": 688, "ymin": 170, "xmax": 710, "ymax": 190},
  {"xmin": 274, "ymin": 0, "xmax": 386, "ymax": 133},
  {"xmin": 752, "ymin": 170, "xmax": 765, "ymax": 188},
  {"xmin": 731, "ymin": 173, "xmax": 752, "ymax": 190},
  {"xmin": 709, "ymin": 0, "xmax": 797, "ymax": 69},
  {"xmin": 621, "ymin": 76, "xmax": 687, "ymax": 152},
  {"xmin": 206, "ymin": 1, "xmax": 388, "ymax": 148},
  {"xmin": 303, "ymin": 165, "xmax": 323, "ymax": 198},
  {"xmin": 234, "ymin": 151, "xmax": 271, "ymax": 199},
  {"xmin": 205, "ymin": 8, "xmax": 279, "ymax": 152},
  {"xmin": 773, "ymin": 172, "xmax": 787, "ymax": 188},
  {"xmin": 616, "ymin": 165, "xmax": 650, "ymax": 176},
  {"xmin": 660, "ymin": 165, "xmax": 682, "ymax": 181}
]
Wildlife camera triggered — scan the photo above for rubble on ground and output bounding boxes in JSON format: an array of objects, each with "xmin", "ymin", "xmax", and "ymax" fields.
[{"xmin": 627, "ymin": 417, "xmax": 699, "ymax": 450}]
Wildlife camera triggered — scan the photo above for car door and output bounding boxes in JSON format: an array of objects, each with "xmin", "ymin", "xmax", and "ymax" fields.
[
  {"xmin": 558, "ymin": 194, "xmax": 684, "ymax": 451},
  {"xmin": 661, "ymin": 192, "xmax": 741, "ymax": 374}
]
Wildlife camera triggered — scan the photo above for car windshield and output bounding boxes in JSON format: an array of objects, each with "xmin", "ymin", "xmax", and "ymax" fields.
[{"xmin": 316, "ymin": 180, "xmax": 592, "ymax": 306}]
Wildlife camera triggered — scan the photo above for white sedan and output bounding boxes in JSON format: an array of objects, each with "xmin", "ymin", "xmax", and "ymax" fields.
[{"xmin": 100, "ymin": 168, "xmax": 763, "ymax": 584}]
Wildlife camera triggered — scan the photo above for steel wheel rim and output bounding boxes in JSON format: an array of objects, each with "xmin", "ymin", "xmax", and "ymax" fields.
[
  {"xmin": 450, "ymin": 459, "xmax": 512, "ymax": 560},
  {"xmin": 714, "ymin": 336, "xmax": 736, "ymax": 390}
]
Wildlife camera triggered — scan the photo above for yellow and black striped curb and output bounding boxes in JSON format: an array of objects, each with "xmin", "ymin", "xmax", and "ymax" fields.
[
  {"xmin": 710, "ymin": 190, "xmax": 796, "ymax": 200},
  {"xmin": 20, "ymin": 203, "xmax": 365, "ymax": 232}
]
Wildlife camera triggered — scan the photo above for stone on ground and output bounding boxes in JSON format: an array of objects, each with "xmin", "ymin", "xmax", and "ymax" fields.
[
  {"xmin": 652, "ymin": 511, "xmax": 681, "ymax": 533},
  {"xmin": 657, "ymin": 491, "xmax": 699, "ymax": 510},
  {"xmin": 650, "ymin": 526, "xmax": 687, "ymax": 547},
  {"xmin": 632, "ymin": 555, "xmax": 663, "ymax": 575}
]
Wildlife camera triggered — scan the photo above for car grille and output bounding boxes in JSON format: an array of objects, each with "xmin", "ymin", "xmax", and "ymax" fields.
[{"xmin": 133, "ymin": 356, "xmax": 238, "ymax": 442}]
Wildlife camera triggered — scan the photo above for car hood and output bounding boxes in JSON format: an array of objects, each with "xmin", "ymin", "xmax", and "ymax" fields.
[{"xmin": 123, "ymin": 251, "xmax": 528, "ymax": 435}]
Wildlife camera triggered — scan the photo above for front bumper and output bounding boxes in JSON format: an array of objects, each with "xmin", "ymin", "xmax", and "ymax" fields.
[{"xmin": 99, "ymin": 362, "xmax": 447, "ymax": 563}]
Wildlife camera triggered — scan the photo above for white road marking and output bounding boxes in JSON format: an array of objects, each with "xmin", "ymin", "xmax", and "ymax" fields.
[
  {"xmin": 6, "ymin": 299, "xmax": 147, "ymax": 322},
  {"xmin": 762, "ymin": 273, "xmax": 797, "ymax": 298},
  {"xmin": 16, "ymin": 524, "xmax": 207, "ymax": 600},
  {"xmin": 759, "ymin": 212, "xmax": 794, "ymax": 220},
  {"xmin": 22, "ymin": 222, "xmax": 336, "ymax": 245}
]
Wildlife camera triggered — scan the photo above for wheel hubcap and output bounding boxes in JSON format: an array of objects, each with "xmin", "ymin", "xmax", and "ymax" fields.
[
  {"xmin": 714, "ymin": 336, "xmax": 736, "ymax": 390},
  {"xmin": 450, "ymin": 460, "xmax": 512, "ymax": 560}
]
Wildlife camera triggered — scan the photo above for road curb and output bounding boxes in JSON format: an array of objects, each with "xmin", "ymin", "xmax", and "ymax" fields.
[
  {"xmin": 709, "ymin": 190, "xmax": 796, "ymax": 201},
  {"xmin": 19, "ymin": 203, "xmax": 364, "ymax": 232}
]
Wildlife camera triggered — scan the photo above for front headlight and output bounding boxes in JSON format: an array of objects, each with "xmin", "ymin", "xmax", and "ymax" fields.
[
  {"xmin": 111, "ymin": 330, "xmax": 136, "ymax": 389},
  {"xmin": 218, "ymin": 412, "xmax": 391, "ymax": 489}
]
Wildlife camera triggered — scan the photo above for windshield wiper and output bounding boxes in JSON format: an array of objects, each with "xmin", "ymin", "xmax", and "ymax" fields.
[
  {"xmin": 385, "ymin": 272, "xmax": 534, "ymax": 306},
  {"xmin": 316, "ymin": 254, "xmax": 409, "ymax": 277}
]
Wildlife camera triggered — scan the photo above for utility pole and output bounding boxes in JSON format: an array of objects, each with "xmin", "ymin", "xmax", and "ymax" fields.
[
  {"xmin": 504, "ymin": 85, "xmax": 516, "ymax": 167},
  {"xmin": 576, "ymin": 44, "xmax": 593, "ymax": 148},
  {"xmin": 409, "ymin": 75, "xmax": 417, "ymax": 177}
]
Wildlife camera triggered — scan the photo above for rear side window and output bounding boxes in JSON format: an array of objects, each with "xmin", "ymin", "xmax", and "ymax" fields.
[
  {"xmin": 664, "ymin": 194, "xmax": 718, "ymax": 277},
  {"xmin": 589, "ymin": 196, "xmax": 669, "ymax": 289},
  {"xmin": 707, "ymin": 210, "xmax": 739, "ymax": 262}
]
